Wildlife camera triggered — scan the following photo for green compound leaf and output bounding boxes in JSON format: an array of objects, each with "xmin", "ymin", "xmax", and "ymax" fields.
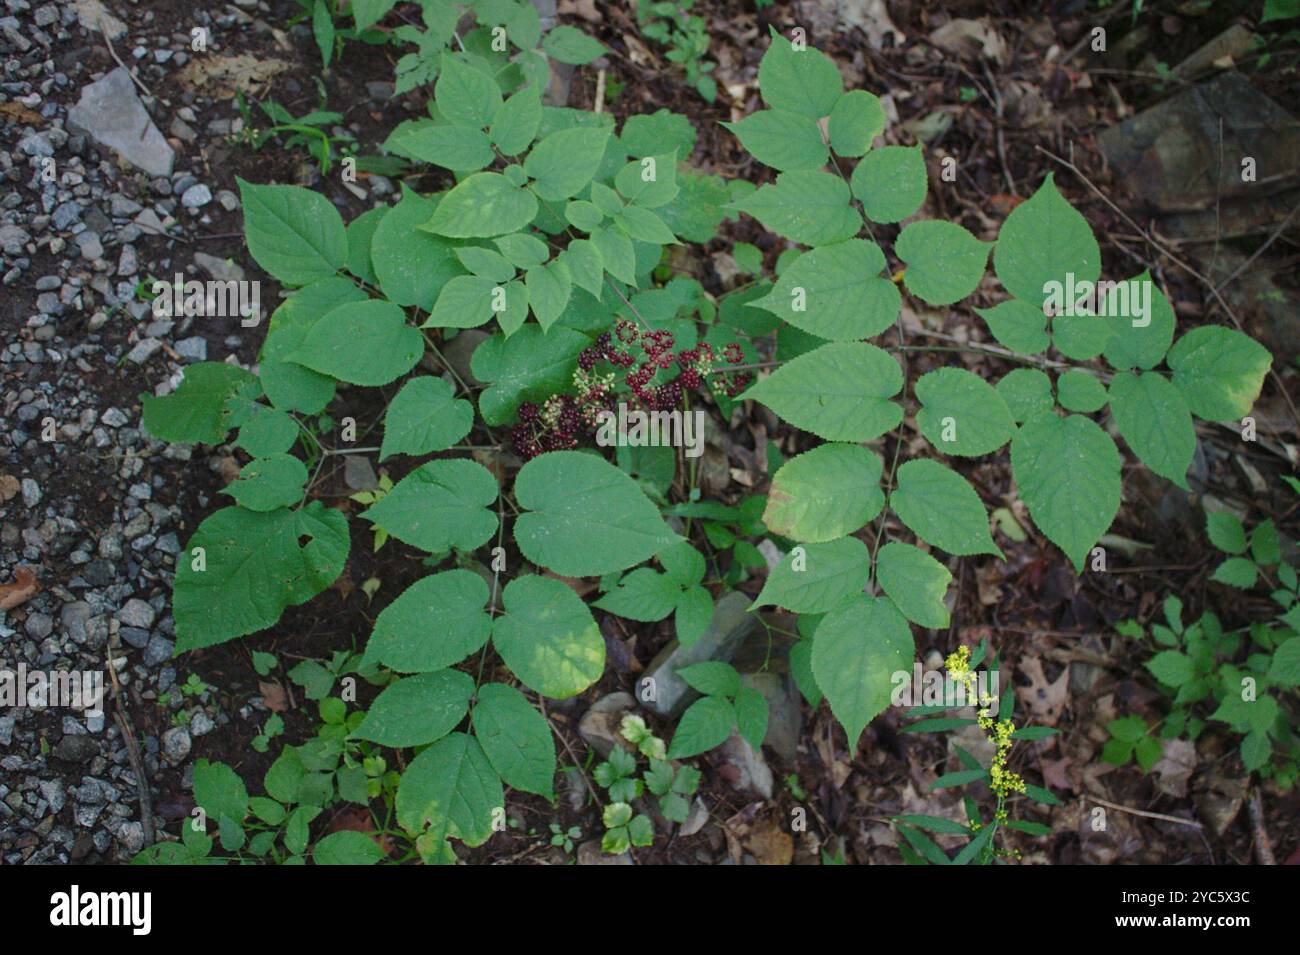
[
  {"xmin": 742, "ymin": 341, "xmax": 902, "ymax": 442},
  {"xmin": 470, "ymin": 324, "xmax": 588, "ymax": 426},
  {"xmin": 313, "ymin": 830, "xmax": 385, "ymax": 865},
  {"xmin": 372, "ymin": 189, "xmax": 464, "ymax": 310},
  {"xmin": 237, "ymin": 178, "xmax": 347, "ymax": 286},
  {"xmin": 915, "ymin": 367, "xmax": 1016, "ymax": 457},
  {"xmin": 1011, "ymin": 412, "xmax": 1121, "ymax": 572},
  {"xmin": 724, "ymin": 109, "xmax": 828, "ymax": 171},
  {"xmin": 667, "ymin": 696, "xmax": 736, "ymax": 759},
  {"xmin": 287, "ymin": 299, "xmax": 422, "ymax": 386},
  {"xmin": 621, "ymin": 109, "xmax": 697, "ymax": 159},
  {"xmin": 614, "ymin": 152, "xmax": 680, "ymax": 209},
  {"xmin": 359, "ymin": 458, "xmax": 498, "ymax": 554},
  {"xmin": 1108, "ymin": 372, "xmax": 1195, "ymax": 490},
  {"xmin": 193, "ymin": 759, "xmax": 248, "ymax": 823},
  {"xmin": 1166, "ymin": 325, "xmax": 1272, "ymax": 422},
  {"xmin": 525, "ymin": 259, "xmax": 572, "ymax": 331},
  {"xmin": 735, "ymin": 685, "xmax": 769, "ymax": 750},
  {"xmin": 1267, "ymin": 637, "xmax": 1300, "ymax": 687},
  {"xmin": 975, "ymin": 299, "xmax": 1049, "ymax": 355},
  {"xmin": 472, "ymin": 683, "xmax": 557, "ymax": 798},
  {"xmin": 1101, "ymin": 272, "xmax": 1176, "ymax": 370},
  {"xmin": 996, "ymin": 368, "xmax": 1054, "ymax": 423},
  {"xmin": 1205, "ymin": 509, "xmax": 1247, "ymax": 554},
  {"xmin": 260, "ymin": 278, "xmax": 365, "ymax": 413},
  {"xmin": 236, "ymin": 408, "xmax": 297, "ymax": 457},
  {"xmin": 142, "ymin": 362, "xmax": 257, "ymax": 444},
  {"xmin": 763, "ymin": 443, "xmax": 885, "ymax": 542},
  {"xmin": 396, "ymin": 732, "xmax": 502, "ymax": 846},
  {"xmin": 732, "ymin": 170, "xmax": 862, "ymax": 246},
  {"xmin": 495, "ymin": 232, "xmax": 550, "ymax": 270},
  {"xmin": 525, "ymin": 126, "xmax": 612, "ymax": 200},
  {"xmin": 426, "ymin": 274, "xmax": 512, "ymax": 330},
  {"xmin": 1211, "ymin": 557, "xmax": 1257, "ymax": 589},
  {"xmin": 679, "ymin": 661, "xmax": 741, "ymax": 697},
  {"xmin": 896, "ymin": 220, "xmax": 990, "ymax": 306},
  {"xmin": 876, "ymin": 541, "xmax": 952, "ymax": 629},
  {"xmin": 367, "ymin": 570, "xmax": 492, "ymax": 673},
  {"xmin": 752, "ymin": 536, "xmax": 871, "ymax": 613},
  {"xmin": 514, "ymin": 451, "xmax": 680, "ymax": 577},
  {"xmin": 354, "ymin": 669, "xmax": 474, "ymax": 747},
  {"xmin": 423, "ymin": 172, "xmax": 539, "ymax": 238},
  {"xmin": 1052, "ymin": 309, "xmax": 1111, "ymax": 361},
  {"xmin": 174, "ymin": 503, "xmax": 349, "ymax": 651},
  {"xmin": 1055, "ymin": 369, "xmax": 1109, "ymax": 412},
  {"xmin": 812, "ymin": 595, "xmax": 914, "ymax": 750},
  {"xmin": 889, "ymin": 459, "xmax": 1002, "ymax": 558},
  {"xmin": 434, "ymin": 54, "xmax": 501, "ymax": 128},
  {"xmin": 224, "ymin": 454, "xmax": 307, "ymax": 512},
  {"xmin": 828, "ymin": 90, "xmax": 886, "ymax": 157},
  {"xmin": 849, "ymin": 145, "xmax": 927, "ymax": 224},
  {"xmin": 747, "ymin": 240, "xmax": 900, "ymax": 341},
  {"xmin": 492, "ymin": 575, "xmax": 605, "ymax": 699},
  {"xmin": 675, "ymin": 585, "xmax": 713, "ymax": 648},
  {"xmin": 383, "ymin": 120, "xmax": 494, "ymax": 172},
  {"xmin": 757, "ymin": 28, "xmax": 843, "ymax": 119},
  {"xmin": 594, "ymin": 567, "xmax": 680, "ymax": 621},
  {"xmin": 993, "ymin": 173, "xmax": 1100, "ymax": 308},
  {"xmin": 659, "ymin": 540, "xmax": 706, "ymax": 586},
  {"xmin": 380, "ymin": 376, "xmax": 474, "ymax": 461},
  {"xmin": 490, "ymin": 84, "xmax": 543, "ymax": 156},
  {"xmin": 542, "ymin": 24, "xmax": 608, "ymax": 64}
]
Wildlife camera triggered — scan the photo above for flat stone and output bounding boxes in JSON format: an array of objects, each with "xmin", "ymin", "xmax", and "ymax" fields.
[
  {"xmin": 67, "ymin": 67, "xmax": 175, "ymax": 177},
  {"xmin": 639, "ymin": 592, "xmax": 760, "ymax": 718}
]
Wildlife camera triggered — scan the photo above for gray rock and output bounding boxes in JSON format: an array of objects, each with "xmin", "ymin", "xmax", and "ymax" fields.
[
  {"xmin": 0, "ymin": 224, "xmax": 31, "ymax": 254},
  {"xmin": 101, "ymin": 407, "xmax": 128, "ymax": 427},
  {"xmin": 126, "ymin": 337, "xmax": 161, "ymax": 364},
  {"xmin": 61, "ymin": 601, "xmax": 92, "ymax": 642},
  {"xmin": 54, "ymin": 734, "xmax": 99, "ymax": 763},
  {"xmin": 18, "ymin": 131, "xmax": 54, "ymax": 157},
  {"xmin": 189, "ymin": 711, "xmax": 215, "ymax": 736},
  {"xmin": 639, "ymin": 592, "xmax": 760, "ymax": 718},
  {"xmin": 119, "ymin": 627, "xmax": 150, "ymax": 649},
  {"xmin": 174, "ymin": 336, "xmax": 206, "ymax": 361},
  {"xmin": 117, "ymin": 597, "xmax": 156, "ymax": 629},
  {"xmin": 67, "ymin": 67, "xmax": 175, "ymax": 177},
  {"xmin": 52, "ymin": 201, "xmax": 82, "ymax": 229},
  {"xmin": 180, "ymin": 184, "xmax": 211, "ymax": 208},
  {"xmin": 21, "ymin": 477, "xmax": 41, "ymax": 508},
  {"xmin": 115, "ymin": 821, "xmax": 145, "ymax": 855},
  {"xmin": 740, "ymin": 672, "xmax": 801, "ymax": 764},
  {"xmin": 718, "ymin": 731, "xmax": 774, "ymax": 799},
  {"xmin": 0, "ymin": 717, "xmax": 13, "ymax": 747},
  {"xmin": 343, "ymin": 455, "xmax": 378, "ymax": 491},
  {"xmin": 161, "ymin": 725, "xmax": 191, "ymax": 762},
  {"xmin": 577, "ymin": 691, "xmax": 635, "ymax": 758},
  {"xmin": 143, "ymin": 635, "xmax": 173, "ymax": 666},
  {"xmin": 25, "ymin": 612, "xmax": 53, "ymax": 640}
]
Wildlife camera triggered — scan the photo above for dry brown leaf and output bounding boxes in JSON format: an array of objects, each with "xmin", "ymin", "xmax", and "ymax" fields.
[
  {"xmin": 1016, "ymin": 655, "xmax": 1069, "ymax": 727},
  {"xmin": 177, "ymin": 55, "xmax": 290, "ymax": 99},
  {"xmin": 0, "ymin": 101, "xmax": 44, "ymax": 125},
  {"xmin": 1152, "ymin": 738, "xmax": 1198, "ymax": 798},
  {"xmin": 0, "ymin": 566, "xmax": 40, "ymax": 611},
  {"xmin": 259, "ymin": 680, "xmax": 289, "ymax": 714}
]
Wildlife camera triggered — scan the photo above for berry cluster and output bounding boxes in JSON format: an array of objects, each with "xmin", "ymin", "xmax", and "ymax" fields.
[{"xmin": 509, "ymin": 319, "xmax": 751, "ymax": 460}]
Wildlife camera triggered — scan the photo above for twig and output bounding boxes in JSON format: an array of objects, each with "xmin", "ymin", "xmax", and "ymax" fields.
[
  {"xmin": 981, "ymin": 61, "xmax": 1016, "ymax": 197},
  {"xmin": 1248, "ymin": 789, "xmax": 1276, "ymax": 865},
  {"xmin": 104, "ymin": 647, "xmax": 156, "ymax": 848},
  {"xmin": 1213, "ymin": 201, "xmax": 1300, "ymax": 296},
  {"xmin": 1035, "ymin": 146, "xmax": 1300, "ymax": 433},
  {"xmin": 1087, "ymin": 794, "xmax": 1203, "ymax": 829},
  {"xmin": 97, "ymin": 18, "xmax": 155, "ymax": 103},
  {"xmin": 594, "ymin": 68, "xmax": 606, "ymax": 115}
]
